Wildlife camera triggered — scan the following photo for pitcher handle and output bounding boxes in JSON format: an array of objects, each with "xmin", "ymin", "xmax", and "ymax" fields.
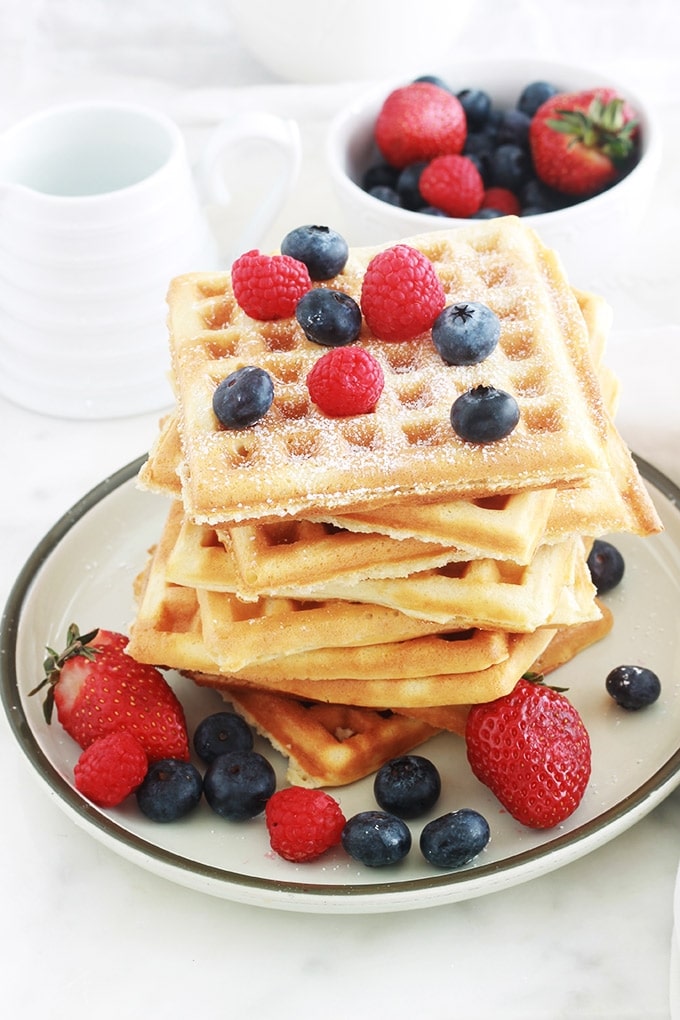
[{"xmin": 196, "ymin": 111, "xmax": 301, "ymax": 263}]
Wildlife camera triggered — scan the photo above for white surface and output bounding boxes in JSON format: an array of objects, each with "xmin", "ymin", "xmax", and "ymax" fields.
[{"xmin": 1, "ymin": 0, "xmax": 680, "ymax": 1016}]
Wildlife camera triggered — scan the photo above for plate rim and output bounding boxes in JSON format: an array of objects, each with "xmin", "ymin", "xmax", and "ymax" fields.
[{"xmin": 2, "ymin": 453, "xmax": 680, "ymax": 910}]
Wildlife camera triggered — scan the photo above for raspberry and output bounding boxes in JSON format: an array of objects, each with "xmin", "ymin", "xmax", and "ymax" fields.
[
  {"xmin": 360, "ymin": 244, "xmax": 446, "ymax": 343},
  {"xmin": 419, "ymin": 154, "xmax": 484, "ymax": 218},
  {"xmin": 231, "ymin": 250, "xmax": 311, "ymax": 320},
  {"xmin": 481, "ymin": 186, "xmax": 521, "ymax": 216},
  {"xmin": 307, "ymin": 346, "xmax": 384, "ymax": 417},
  {"xmin": 74, "ymin": 730, "xmax": 148, "ymax": 807},
  {"xmin": 375, "ymin": 83, "xmax": 466, "ymax": 169},
  {"xmin": 265, "ymin": 786, "xmax": 346, "ymax": 862}
]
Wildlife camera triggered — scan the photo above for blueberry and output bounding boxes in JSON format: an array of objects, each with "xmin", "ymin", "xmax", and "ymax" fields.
[
  {"xmin": 280, "ymin": 224, "xmax": 349, "ymax": 280},
  {"xmin": 489, "ymin": 143, "xmax": 532, "ymax": 191},
  {"xmin": 413, "ymin": 74, "xmax": 452, "ymax": 92},
  {"xmin": 606, "ymin": 665, "xmax": 661, "ymax": 711},
  {"xmin": 517, "ymin": 80, "xmax": 559, "ymax": 118},
  {"xmin": 213, "ymin": 366, "xmax": 274, "ymax": 429},
  {"xmin": 362, "ymin": 162, "xmax": 399, "ymax": 191},
  {"xmin": 464, "ymin": 130, "xmax": 497, "ymax": 159},
  {"xmin": 420, "ymin": 809, "xmax": 490, "ymax": 868},
  {"xmin": 396, "ymin": 161, "xmax": 427, "ymax": 210},
  {"xmin": 368, "ymin": 184, "xmax": 402, "ymax": 207},
  {"xmin": 451, "ymin": 386, "xmax": 520, "ymax": 443},
  {"xmin": 432, "ymin": 302, "xmax": 500, "ymax": 366},
  {"xmin": 373, "ymin": 754, "xmax": 441, "ymax": 819},
  {"xmin": 472, "ymin": 208, "xmax": 505, "ymax": 219},
  {"xmin": 136, "ymin": 759, "xmax": 203, "ymax": 823},
  {"xmin": 295, "ymin": 287, "xmax": 362, "ymax": 348},
  {"xmin": 457, "ymin": 88, "xmax": 492, "ymax": 131},
  {"xmin": 587, "ymin": 539, "xmax": 625, "ymax": 594},
  {"xmin": 520, "ymin": 176, "xmax": 571, "ymax": 211},
  {"xmin": 463, "ymin": 149, "xmax": 491, "ymax": 186},
  {"xmin": 496, "ymin": 109, "xmax": 531, "ymax": 149},
  {"xmin": 193, "ymin": 711, "xmax": 254, "ymax": 765},
  {"xmin": 341, "ymin": 810, "xmax": 412, "ymax": 867},
  {"xmin": 203, "ymin": 750, "xmax": 276, "ymax": 821}
]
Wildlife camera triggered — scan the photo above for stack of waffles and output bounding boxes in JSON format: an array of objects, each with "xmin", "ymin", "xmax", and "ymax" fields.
[{"xmin": 128, "ymin": 216, "xmax": 662, "ymax": 787}]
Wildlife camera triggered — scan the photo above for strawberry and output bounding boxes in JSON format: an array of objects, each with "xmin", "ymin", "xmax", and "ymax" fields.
[
  {"xmin": 464, "ymin": 676, "xmax": 591, "ymax": 829},
  {"xmin": 374, "ymin": 82, "xmax": 467, "ymax": 170},
  {"xmin": 529, "ymin": 87, "xmax": 639, "ymax": 197},
  {"xmin": 31, "ymin": 623, "xmax": 190, "ymax": 762}
]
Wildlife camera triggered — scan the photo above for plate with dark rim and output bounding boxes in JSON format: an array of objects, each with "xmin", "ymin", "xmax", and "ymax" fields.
[{"xmin": 2, "ymin": 455, "xmax": 680, "ymax": 913}]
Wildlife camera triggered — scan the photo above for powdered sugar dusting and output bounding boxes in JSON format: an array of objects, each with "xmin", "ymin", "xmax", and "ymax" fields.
[{"xmin": 163, "ymin": 219, "xmax": 611, "ymax": 523}]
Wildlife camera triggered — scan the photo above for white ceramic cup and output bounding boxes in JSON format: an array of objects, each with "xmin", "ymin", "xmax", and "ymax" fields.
[
  {"xmin": 0, "ymin": 101, "xmax": 301, "ymax": 418},
  {"xmin": 326, "ymin": 60, "xmax": 662, "ymax": 287}
]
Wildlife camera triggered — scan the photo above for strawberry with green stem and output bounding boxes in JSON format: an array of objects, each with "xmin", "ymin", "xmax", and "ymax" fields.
[
  {"xmin": 529, "ymin": 87, "xmax": 639, "ymax": 197},
  {"xmin": 30, "ymin": 623, "xmax": 189, "ymax": 762}
]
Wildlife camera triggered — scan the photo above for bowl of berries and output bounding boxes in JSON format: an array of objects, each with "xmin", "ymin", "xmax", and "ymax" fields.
[{"xmin": 327, "ymin": 60, "xmax": 661, "ymax": 283}]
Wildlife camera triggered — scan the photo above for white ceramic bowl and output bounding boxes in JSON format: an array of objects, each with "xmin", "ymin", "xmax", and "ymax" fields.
[
  {"xmin": 226, "ymin": 0, "xmax": 476, "ymax": 84},
  {"xmin": 327, "ymin": 60, "xmax": 662, "ymax": 285}
]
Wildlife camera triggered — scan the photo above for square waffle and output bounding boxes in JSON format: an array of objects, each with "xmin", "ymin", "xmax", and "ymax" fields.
[
  {"xmin": 258, "ymin": 536, "xmax": 599, "ymax": 631},
  {"xmin": 223, "ymin": 516, "xmax": 466, "ymax": 593},
  {"xmin": 130, "ymin": 503, "xmax": 454, "ymax": 673},
  {"xmin": 309, "ymin": 489, "xmax": 557, "ymax": 562},
  {"xmin": 398, "ymin": 600, "xmax": 614, "ymax": 734},
  {"xmin": 127, "ymin": 511, "xmax": 560, "ymax": 708},
  {"xmin": 188, "ymin": 627, "xmax": 557, "ymax": 709},
  {"xmin": 218, "ymin": 689, "xmax": 440, "ymax": 787},
  {"xmin": 161, "ymin": 217, "xmax": 612, "ymax": 524},
  {"xmin": 160, "ymin": 494, "xmax": 599, "ymax": 633},
  {"xmin": 128, "ymin": 218, "xmax": 659, "ymax": 786},
  {"xmin": 138, "ymin": 271, "xmax": 658, "ymax": 569}
]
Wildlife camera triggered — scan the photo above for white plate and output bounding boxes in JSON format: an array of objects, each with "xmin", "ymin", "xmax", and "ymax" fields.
[{"xmin": 2, "ymin": 456, "xmax": 680, "ymax": 913}]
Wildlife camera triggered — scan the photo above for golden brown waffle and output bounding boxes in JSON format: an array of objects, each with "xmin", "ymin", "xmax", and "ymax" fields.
[
  {"xmin": 199, "ymin": 599, "xmax": 511, "ymax": 679},
  {"xmin": 531, "ymin": 598, "xmax": 613, "ymax": 675},
  {"xmin": 208, "ymin": 598, "xmax": 613, "ymax": 786},
  {"xmin": 130, "ymin": 503, "xmax": 456, "ymax": 673},
  {"xmin": 136, "ymin": 284, "xmax": 657, "ymax": 570},
  {"xmin": 158, "ymin": 217, "xmax": 613, "ymax": 524},
  {"xmin": 130, "ymin": 541, "xmax": 558, "ymax": 708},
  {"xmin": 128, "ymin": 220, "xmax": 662, "ymax": 789},
  {"xmin": 160, "ymin": 493, "xmax": 600, "ymax": 632},
  {"xmin": 140, "ymin": 414, "xmax": 560, "ymax": 562},
  {"xmin": 223, "ymin": 516, "xmax": 466, "ymax": 593},
  {"xmin": 189, "ymin": 627, "xmax": 556, "ymax": 708},
  {"xmin": 219, "ymin": 689, "xmax": 439, "ymax": 787},
  {"xmin": 310, "ymin": 489, "xmax": 557, "ymax": 561},
  {"xmin": 128, "ymin": 514, "xmax": 559, "ymax": 707},
  {"xmin": 311, "ymin": 423, "xmax": 659, "ymax": 555},
  {"xmin": 166, "ymin": 504, "xmax": 467, "ymax": 600},
  {"xmin": 398, "ymin": 598, "xmax": 614, "ymax": 735},
  {"xmin": 258, "ymin": 536, "xmax": 599, "ymax": 630},
  {"xmin": 195, "ymin": 556, "xmax": 598, "ymax": 693},
  {"xmin": 544, "ymin": 421, "xmax": 661, "ymax": 542},
  {"xmin": 137, "ymin": 285, "xmax": 609, "ymax": 508}
]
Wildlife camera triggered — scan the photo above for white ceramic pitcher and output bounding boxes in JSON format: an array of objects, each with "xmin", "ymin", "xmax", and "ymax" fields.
[{"xmin": 0, "ymin": 101, "xmax": 301, "ymax": 418}]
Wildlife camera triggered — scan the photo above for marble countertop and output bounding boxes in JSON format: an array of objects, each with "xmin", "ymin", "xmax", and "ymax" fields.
[{"xmin": 1, "ymin": 2, "xmax": 680, "ymax": 1017}]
